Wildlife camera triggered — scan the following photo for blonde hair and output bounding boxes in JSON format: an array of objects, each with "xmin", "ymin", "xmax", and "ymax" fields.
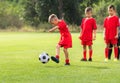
[
  {"xmin": 85, "ymin": 7, "xmax": 92, "ymax": 13},
  {"xmin": 48, "ymin": 14, "xmax": 58, "ymax": 23},
  {"xmin": 108, "ymin": 5, "xmax": 116, "ymax": 10}
]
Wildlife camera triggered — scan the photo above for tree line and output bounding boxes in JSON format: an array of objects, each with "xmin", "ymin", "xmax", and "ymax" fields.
[{"xmin": 0, "ymin": 0, "xmax": 120, "ymax": 29}]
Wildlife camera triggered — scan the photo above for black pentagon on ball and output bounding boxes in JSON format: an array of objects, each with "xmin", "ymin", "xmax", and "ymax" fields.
[
  {"xmin": 42, "ymin": 62, "xmax": 46, "ymax": 64},
  {"xmin": 39, "ymin": 57, "xmax": 41, "ymax": 60},
  {"xmin": 46, "ymin": 53, "xmax": 49, "ymax": 56},
  {"xmin": 43, "ymin": 56, "xmax": 46, "ymax": 59}
]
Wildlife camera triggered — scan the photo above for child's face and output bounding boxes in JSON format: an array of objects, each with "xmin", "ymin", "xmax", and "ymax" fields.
[
  {"xmin": 85, "ymin": 11, "xmax": 92, "ymax": 18},
  {"xmin": 108, "ymin": 8, "xmax": 115, "ymax": 16},
  {"xmin": 51, "ymin": 18, "xmax": 59, "ymax": 26}
]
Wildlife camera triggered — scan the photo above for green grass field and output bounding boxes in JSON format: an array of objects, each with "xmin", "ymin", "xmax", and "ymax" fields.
[{"xmin": 0, "ymin": 32, "xmax": 120, "ymax": 83}]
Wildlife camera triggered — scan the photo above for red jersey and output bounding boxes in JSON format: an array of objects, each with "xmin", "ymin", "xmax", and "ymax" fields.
[
  {"xmin": 104, "ymin": 16, "xmax": 119, "ymax": 40},
  {"xmin": 79, "ymin": 18, "xmax": 97, "ymax": 41},
  {"xmin": 57, "ymin": 20, "xmax": 72, "ymax": 48}
]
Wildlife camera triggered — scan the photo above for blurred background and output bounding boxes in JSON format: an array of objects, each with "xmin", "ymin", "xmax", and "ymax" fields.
[{"xmin": 0, "ymin": 0, "xmax": 120, "ymax": 32}]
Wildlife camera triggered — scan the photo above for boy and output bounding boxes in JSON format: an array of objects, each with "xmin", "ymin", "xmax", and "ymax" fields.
[
  {"xmin": 118, "ymin": 23, "xmax": 120, "ymax": 59},
  {"xmin": 79, "ymin": 7, "xmax": 97, "ymax": 61},
  {"xmin": 48, "ymin": 14, "xmax": 72, "ymax": 65},
  {"xmin": 103, "ymin": 5, "xmax": 119, "ymax": 62}
]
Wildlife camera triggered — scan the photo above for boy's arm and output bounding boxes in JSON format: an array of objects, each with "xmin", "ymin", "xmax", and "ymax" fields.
[
  {"xmin": 79, "ymin": 27, "xmax": 82, "ymax": 38},
  {"xmin": 103, "ymin": 28, "xmax": 105, "ymax": 39},
  {"xmin": 115, "ymin": 27, "xmax": 118, "ymax": 38},
  {"xmin": 79, "ymin": 21, "xmax": 83, "ymax": 38},
  {"xmin": 93, "ymin": 29, "xmax": 96, "ymax": 40},
  {"xmin": 48, "ymin": 26, "xmax": 59, "ymax": 32}
]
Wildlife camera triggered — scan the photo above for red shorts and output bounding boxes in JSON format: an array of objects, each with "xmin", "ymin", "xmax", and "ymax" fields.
[
  {"xmin": 58, "ymin": 36, "xmax": 72, "ymax": 49},
  {"xmin": 58, "ymin": 43, "xmax": 72, "ymax": 49},
  {"xmin": 105, "ymin": 38, "xmax": 117, "ymax": 44},
  {"xmin": 81, "ymin": 40, "xmax": 92, "ymax": 46}
]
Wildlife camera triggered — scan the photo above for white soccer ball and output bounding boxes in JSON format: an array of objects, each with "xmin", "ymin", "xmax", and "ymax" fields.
[{"xmin": 39, "ymin": 52, "xmax": 50, "ymax": 64}]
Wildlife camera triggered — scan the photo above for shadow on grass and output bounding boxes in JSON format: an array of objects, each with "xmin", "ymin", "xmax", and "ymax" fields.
[
  {"xmin": 69, "ymin": 65, "xmax": 110, "ymax": 70},
  {"xmin": 43, "ymin": 64, "xmax": 109, "ymax": 70},
  {"xmin": 44, "ymin": 65, "xmax": 65, "ymax": 68},
  {"xmin": 82, "ymin": 65, "xmax": 110, "ymax": 69},
  {"xmin": 93, "ymin": 60, "xmax": 120, "ymax": 64},
  {"xmin": 41, "ymin": 60, "xmax": 113, "ymax": 69}
]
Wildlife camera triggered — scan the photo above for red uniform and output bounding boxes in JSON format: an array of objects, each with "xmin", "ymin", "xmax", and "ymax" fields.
[
  {"xmin": 79, "ymin": 18, "xmax": 97, "ymax": 45},
  {"xmin": 104, "ymin": 16, "xmax": 119, "ymax": 44},
  {"xmin": 57, "ymin": 20, "xmax": 72, "ymax": 48}
]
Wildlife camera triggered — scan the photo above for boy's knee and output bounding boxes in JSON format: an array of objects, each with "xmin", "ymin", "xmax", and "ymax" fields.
[
  {"xmin": 88, "ymin": 46, "xmax": 92, "ymax": 50},
  {"xmin": 56, "ymin": 44, "xmax": 60, "ymax": 49},
  {"xmin": 83, "ymin": 45, "xmax": 86, "ymax": 50},
  {"xmin": 63, "ymin": 48, "xmax": 67, "ymax": 52},
  {"xmin": 113, "ymin": 44, "xmax": 117, "ymax": 47},
  {"xmin": 106, "ymin": 44, "xmax": 110, "ymax": 48}
]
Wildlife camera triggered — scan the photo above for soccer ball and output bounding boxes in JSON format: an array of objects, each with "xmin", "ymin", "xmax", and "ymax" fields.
[{"xmin": 39, "ymin": 52, "xmax": 50, "ymax": 64}]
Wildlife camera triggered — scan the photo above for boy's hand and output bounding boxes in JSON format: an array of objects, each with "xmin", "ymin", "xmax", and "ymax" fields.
[
  {"xmin": 93, "ymin": 35, "xmax": 96, "ymax": 40},
  {"xmin": 78, "ymin": 33, "xmax": 81, "ymax": 39},
  {"xmin": 115, "ymin": 35, "xmax": 118, "ymax": 38},
  {"xmin": 93, "ymin": 30, "xmax": 96, "ymax": 40},
  {"xmin": 48, "ymin": 26, "xmax": 59, "ymax": 32},
  {"xmin": 48, "ymin": 29, "xmax": 52, "ymax": 32}
]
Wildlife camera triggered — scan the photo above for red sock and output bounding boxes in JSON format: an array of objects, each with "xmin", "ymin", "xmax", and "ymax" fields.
[
  {"xmin": 65, "ymin": 59, "xmax": 69, "ymax": 64},
  {"xmin": 105, "ymin": 48, "xmax": 108, "ymax": 58},
  {"xmin": 56, "ymin": 55, "xmax": 59, "ymax": 59},
  {"xmin": 114, "ymin": 47, "xmax": 118, "ymax": 58},
  {"xmin": 89, "ymin": 50, "xmax": 92, "ymax": 59},
  {"xmin": 83, "ymin": 50, "xmax": 87, "ymax": 60}
]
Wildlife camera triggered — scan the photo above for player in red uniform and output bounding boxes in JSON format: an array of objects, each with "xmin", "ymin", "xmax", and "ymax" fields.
[
  {"xmin": 103, "ymin": 5, "xmax": 119, "ymax": 62},
  {"xmin": 79, "ymin": 7, "xmax": 97, "ymax": 61},
  {"xmin": 48, "ymin": 14, "xmax": 72, "ymax": 65}
]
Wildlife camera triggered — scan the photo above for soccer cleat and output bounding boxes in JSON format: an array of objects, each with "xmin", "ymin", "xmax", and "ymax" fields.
[
  {"xmin": 51, "ymin": 56, "xmax": 59, "ymax": 63},
  {"xmin": 65, "ymin": 63, "xmax": 70, "ymax": 66},
  {"xmin": 88, "ymin": 58, "xmax": 92, "ymax": 61},
  {"xmin": 108, "ymin": 56, "xmax": 111, "ymax": 60},
  {"xmin": 114, "ymin": 58, "xmax": 118, "ymax": 62},
  {"xmin": 104, "ymin": 58, "xmax": 108, "ymax": 62},
  {"xmin": 81, "ymin": 58, "xmax": 87, "ymax": 61}
]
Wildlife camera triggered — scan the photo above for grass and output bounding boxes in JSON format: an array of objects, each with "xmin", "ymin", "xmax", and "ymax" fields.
[{"xmin": 0, "ymin": 32, "xmax": 120, "ymax": 83}]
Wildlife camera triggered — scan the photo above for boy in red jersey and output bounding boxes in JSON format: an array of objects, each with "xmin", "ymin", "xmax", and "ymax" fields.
[
  {"xmin": 79, "ymin": 7, "xmax": 97, "ymax": 61},
  {"xmin": 103, "ymin": 5, "xmax": 119, "ymax": 62},
  {"xmin": 48, "ymin": 14, "xmax": 72, "ymax": 65}
]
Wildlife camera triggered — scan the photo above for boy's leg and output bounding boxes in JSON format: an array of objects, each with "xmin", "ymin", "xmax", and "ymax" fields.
[
  {"xmin": 88, "ymin": 45, "xmax": 92, "ymax": 61},
  {"xmin": 113, "ymin": 44, "xmax": 118, "ymax": 59},
  {"xmin": 63, "ymin": 48, "xmax": 70, "ymax": 65},
  {"xmin": 51, "ymin": 44, "xmax": 60, "ymax": 63},
  {"xmin": 81, "ymin": 45, "xmax": 87, "ymax": 61},
  {"xmin": 108, "ymin": 48, "xmax": 112, "ymax": 59},
  {"xmin": 117, "ymin": 47, "xmax": 120, "ymax": 59},
  {"xmin": 105, "ymin": 44, "xmax": 109, "ymax": 61},
  {"xmin": 111, "ymin": 38, "xmax": 118, "ymax": 61},
  {"xmin": 56, "ymin": 44, "xmax": 61, "ymax": 59},
  {"xmin": 108, "ymin": 44, "xmax": 113, "ymax": 60},
  {"xmin": 117, "ymin": 38, "xmax": 120, "ymax": 59}
]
